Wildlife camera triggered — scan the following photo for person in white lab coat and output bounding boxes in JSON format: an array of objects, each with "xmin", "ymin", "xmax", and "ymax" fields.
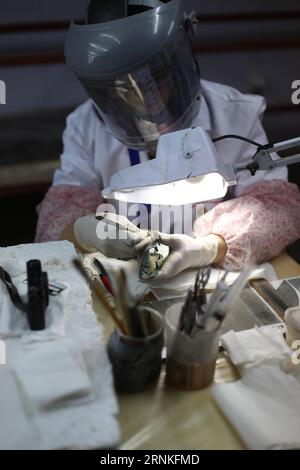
[{"xmin": 35, "ymin": 0, "xmax": 300, "ymax": 277}]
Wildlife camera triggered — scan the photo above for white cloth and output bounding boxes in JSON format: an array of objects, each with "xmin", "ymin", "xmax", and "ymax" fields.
[
  {"xmin": 221, "ymin": 325, "xmax": 291, "ymax": 374},
  {"xmin": 213, "ymin": 365, "xmax": 300, "ymax": 450},
  {"xmin": 0, "ymin": 276, "xmax": 66, "ymax": 338},
  {"xmin": 214, "ymin": 324, "xmax": 300, "ymax": 449},
  {"xmin": 0, "ymin": 241, "xmax": 120, "ymax": 450},
  {"xmin": 284, "ymin": 307, "xmax": 300, "ymax": 346},
  {"xmin": 13, "ymin": 340, "xmax": 92, "ymax": 411},
  {"xmin": 84, "ymin": 252, "xmax": 277, "ymax": 301},
  {"xmin": 0, "ymin": 368, "xmax": 41, "ymax": 450},
  {"xmin": 53, "ymin": 79, "xmax": 287, "ymax": 231}
]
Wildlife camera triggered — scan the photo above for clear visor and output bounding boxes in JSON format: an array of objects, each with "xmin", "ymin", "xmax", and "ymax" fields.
[{"xmin": 80, "ymin": 36, "xmax": 200, "ymax": 150}]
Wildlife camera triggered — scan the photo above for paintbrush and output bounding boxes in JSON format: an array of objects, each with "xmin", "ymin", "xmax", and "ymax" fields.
[
  {"xmin": 121, "ymin": 269, "xmax": 148, "ymax": 338},
  {"xmin": 113, "ymin": 269, "xmax": 134, "ymax": 336},
  {"xmin": 113, "ymin": 269, "xmax": 146, "ymax": 338},
  {"xmin": 93, "ymin": 257, "xmax": 115, "ymax": 297},
  {"xmin": 73, "ymin": 258, "xmax": 126, "ymax": 334}
]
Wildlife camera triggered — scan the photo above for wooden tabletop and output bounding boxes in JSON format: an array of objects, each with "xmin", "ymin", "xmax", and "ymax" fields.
[{"xmin": 92, "ymin": 253, "xmax": 300, "ymax": 450}]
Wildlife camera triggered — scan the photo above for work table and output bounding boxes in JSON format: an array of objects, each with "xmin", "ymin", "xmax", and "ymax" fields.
[{"xmin": 92, "ymin": 252, "xmax": 300, "ymax": 450}]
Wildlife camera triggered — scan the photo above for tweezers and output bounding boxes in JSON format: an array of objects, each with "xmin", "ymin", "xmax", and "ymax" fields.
[{"xmin": 0, "ymin": 266, "xmax": 27, "ymax": 312}]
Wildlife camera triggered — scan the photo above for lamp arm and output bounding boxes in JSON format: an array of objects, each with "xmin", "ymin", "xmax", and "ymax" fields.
[
  {"xmin": 270, "ymin": 154, "xmax": 300, "ymax": 167},
  {"xmin": 233, "ymin": 136, "xmax": 300, "ymax": 175}
]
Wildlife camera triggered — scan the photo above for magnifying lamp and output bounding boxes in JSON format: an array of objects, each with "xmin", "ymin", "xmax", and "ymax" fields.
[{"xmin": 102, "ymin": 126, "xmax": 300, "ymax": 205}]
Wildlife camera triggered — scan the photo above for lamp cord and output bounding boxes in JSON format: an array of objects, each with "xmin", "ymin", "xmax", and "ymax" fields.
[{"xmin": 212, "ymin": 134, "xmax": 262, "ymax": 148}]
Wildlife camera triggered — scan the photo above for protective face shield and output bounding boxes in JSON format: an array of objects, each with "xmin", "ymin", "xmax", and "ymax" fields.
[{"xmin": 65, "ymin": 0, "xmax": 201, "ymax": 150}]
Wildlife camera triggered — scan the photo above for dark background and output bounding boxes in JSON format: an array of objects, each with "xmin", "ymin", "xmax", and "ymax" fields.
[{"xmin": 0, "ymin": 0, "xmax": 300, "ymax": 258}]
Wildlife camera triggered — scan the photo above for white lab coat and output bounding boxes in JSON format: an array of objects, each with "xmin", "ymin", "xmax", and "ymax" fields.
[{"xmin": 53, "ymin": 79, "xmax": 287, "ymax": 233}]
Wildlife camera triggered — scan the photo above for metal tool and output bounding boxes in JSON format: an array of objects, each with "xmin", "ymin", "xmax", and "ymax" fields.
[
  {"xmin": 178, "ymin": 266, "xmax": 211, "ymax": 335},
  {"xmin": 0, "ymin": 259, "xmax": 48, "ymax": 331},
  {"xmin": 196, "ymin": 265, "xmax": 254, "ymax": 329}
]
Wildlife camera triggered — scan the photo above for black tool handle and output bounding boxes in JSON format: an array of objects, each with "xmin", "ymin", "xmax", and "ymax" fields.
[{"xmin": 27, "ymin": 260, "xmax": 47, "ymax": 330}]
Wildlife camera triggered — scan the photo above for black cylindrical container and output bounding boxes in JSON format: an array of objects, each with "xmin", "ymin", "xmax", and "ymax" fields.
[{"xmin": 107, "ymin": 307, "xmax": 164, "ymax": 393}]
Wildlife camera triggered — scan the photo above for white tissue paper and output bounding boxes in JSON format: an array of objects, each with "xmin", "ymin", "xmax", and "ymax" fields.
[
  {"xmin": 212, "ymin": 365, "xmax": 300, "ymax": 450},
  {"xmin": 221, "ymin": 325, "xmax": 291, "ymax": 374},
  {"xmin": 0, "ymin": 241, "xmax": 120, "ymax": 449}
]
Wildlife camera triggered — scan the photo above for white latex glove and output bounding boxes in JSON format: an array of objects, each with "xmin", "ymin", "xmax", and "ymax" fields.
[
  {"xmin": 74, "ymin": 213, "xmax": 152, "ymax": 259},
  {"xmin": 153, "ymin": 233, "xmax": 219, "ymax": 281}
]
